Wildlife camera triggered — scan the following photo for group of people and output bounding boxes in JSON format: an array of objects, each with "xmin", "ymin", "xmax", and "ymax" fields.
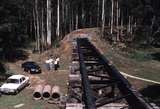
[{"xmin": 45, "ymin": 56, "xmax": 60, "ymax": 71}]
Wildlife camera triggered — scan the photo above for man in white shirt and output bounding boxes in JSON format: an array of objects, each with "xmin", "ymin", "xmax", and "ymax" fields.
[
  {"xmin": 45, "ymin": 58, "xmax": 54, "ymax": 70},
  {"xmin": 54, "ymin": 57, "xmax": 60, "ymax": 70}
]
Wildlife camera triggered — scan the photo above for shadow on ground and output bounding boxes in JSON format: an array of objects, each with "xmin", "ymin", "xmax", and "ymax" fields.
[
  {"xmin": 150, "ymin": 52, "xmax": 160, "ymax": 61},
  {"xmin": 140, "ymin": 84, "xmax": 160, "ymax": 106},
  {"xmin": 0, "ymin": 62, "xmax": 12, "ymax": 82},
  {"xmin": 0, "ymin": 49, "xmax": 28, "ymax": 62},
  {"xmin": 0, "ymin": 62, "xmax": 6, "ymax": 74}
]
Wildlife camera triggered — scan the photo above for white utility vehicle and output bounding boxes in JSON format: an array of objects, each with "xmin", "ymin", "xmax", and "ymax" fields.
[{"xmin": 0, "ymin": 75, "xmax": 29, "ymax": 94}]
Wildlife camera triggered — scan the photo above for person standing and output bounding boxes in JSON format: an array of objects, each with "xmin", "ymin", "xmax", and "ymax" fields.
[
  {"xmin": 54, "ymin": 57, "xmax": 60, "ymax": 70},
  {"xmin": 45, "ymin": 59, "xmax": 50, "ymax": 70},
  {"xmin": 45, "ymin": 56, "xmax": 54, "ymax": 70}
]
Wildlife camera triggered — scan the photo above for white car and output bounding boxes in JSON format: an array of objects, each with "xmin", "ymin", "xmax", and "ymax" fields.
[{"xmin": 0, "ymin": 75, "xmax": 29, "ymax": 94}]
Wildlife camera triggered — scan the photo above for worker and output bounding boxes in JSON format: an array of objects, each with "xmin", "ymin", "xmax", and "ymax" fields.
[
  {"xmin": 54, "ymin": 57, "xmax": 60, "ymax": 70},
  {"xmin": 49, "ymin": 58, "xmax": 54, "ymax": 69},
  {"xmin": 45, "ymin": 59, "xmax": 50, "ymax": 70},
  {"xmin": 45, "ymin": 57, "xmax": 54, "ymax": 70}
]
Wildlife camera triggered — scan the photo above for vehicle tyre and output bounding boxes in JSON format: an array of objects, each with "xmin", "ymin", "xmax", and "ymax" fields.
[
  {"xmin": 38, "ymin": 70, "xmax": 41, "ymax": 73},
  {"xmin": 14, "ymin": 90, "xmax": 19, "ymax": 95},
  {"xmin": 26, "ymin": 82, "xmax": 30, "ymax": 86},
  {"xmin": 29, "ymin": 70, "xmax": 33, "ymax": 74},
  {"xmin": 27, "ymin": 69, "xmax": 30, "ymax": 73},
  {"xmin": 24, "ymin": 68, "xmax": 28, "ymax": 72}
]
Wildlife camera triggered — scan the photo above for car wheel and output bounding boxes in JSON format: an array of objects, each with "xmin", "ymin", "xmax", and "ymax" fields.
[
  {"xmin": 24, "ymin": 68, "xmax": 28, "ymax": 72},
  {"xmin": 27, "ymin": 69, "xmax": 30, "ymax": 73},
  {"xmin": 38, "ymin": 70, "xmax": 41, "ymax": 73},
  {"xmin": 26, "ymin": 82, "xmax": 30, "ymax": 86},
  {"xmin": 14, "ymin": 90, "xmax": 19, "ymax": 95},
  {"xmin": 29, "ymin": 70, "xmax": 33, "ymax": 74}
]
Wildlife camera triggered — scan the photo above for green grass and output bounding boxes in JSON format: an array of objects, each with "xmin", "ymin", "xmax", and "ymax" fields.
[
  {"xmin": 0, "ymin": 95, "xmax": 22, "ymax": 108},
  {"xmin": 134, "ymin": 68, "xmax": 160, "ymax": 82},
  {"xmin": 104, "ymin": 46, "xmax": 160, "ymax": 82},
  {"xmin": 0, "ymin": 92, "xmax": 28, "ymax": 109},
  {"xmin": 129, "ymin": 50, "xmax": 152, "ymax": 61},
  {"xmin": 0, "ymin": 90, "xmax": 58, "ymax": 109}
]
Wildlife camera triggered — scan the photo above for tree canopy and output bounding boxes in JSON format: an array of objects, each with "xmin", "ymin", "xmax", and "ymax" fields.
[{"xmin": 0, "ymin": 0, "xmax": 160, "ymax": 54}]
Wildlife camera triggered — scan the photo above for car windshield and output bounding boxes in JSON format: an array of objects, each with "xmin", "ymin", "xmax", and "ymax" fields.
[{"xmin": 6, "ymin": 79, "xmax": 19, "ymax": 84}]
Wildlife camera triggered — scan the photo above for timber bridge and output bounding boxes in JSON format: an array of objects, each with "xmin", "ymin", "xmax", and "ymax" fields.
[{"xmin": 66, "ymin": 38, "xmax": 154, "ymax": 109}]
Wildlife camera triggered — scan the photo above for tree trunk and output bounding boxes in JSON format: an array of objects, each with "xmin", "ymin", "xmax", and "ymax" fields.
[
  {"xmin": 130, "ymin": 16, "xmax": 133, "ymax": 35},
  {"xmin": 47, "ymin": 0, "xmax": 52, "ymax": 47},
  {"xmin": 33, "ymin": 7, "xmax": 37, "ymax": 50},
  {"xmin": 97, "ymin": 0, "xmax": 100, "ymax": 27},
  {"xmin": 56, "ymin": 0, "xmax": 60, "ymax": 40},
  {"xmin": 69, "ymin": 4, "xmax": 72, "ymax": 32},
  {"xmin": 90, "ymin": 11, "xmax": 92, "ymax": 27},
  {"xmin": 111, "ymin": 0, "xmax": 114, "ymax": 34},
  {"xmin": 35, "ymin": 0, "xmax": 40, "ymax": 52},
  {"xmin": 76, "ymin": 12, "xmax": 79, "ymax": 30},
  {"xmin": 62, "ymin": 0, "xmax": 64, "ymax": 24},
  {"xmin": 81, "ymin": 0, "xmax": 85, "ymax": 28},
  {"xmin": 128, "ymin": 16, "xmax": 131, "ymax": 33},
  {"xmin": 120, "ymin": 12, "xmax": 123, "ymax": 41},
  {"xmin": 76, "ymin": 7, "xmax": 79, "ymax": 30},
  {"xmin": 150, "ymin": 16, "xmax": 156, "ymax": 35},
  {"xmin": 116, "ymin": 0, "xmax": 120, "ymax": 41},
  {"xmin": 72, "ymin": 8, "xmax": 74, "ymax": 30},
  {"xmin": 41, "ymin": 6, "xmax": 46, "ymax": 51},
  {"xmin": 101, "ymin": 0, "xmax": 105, "ymax": 37}
]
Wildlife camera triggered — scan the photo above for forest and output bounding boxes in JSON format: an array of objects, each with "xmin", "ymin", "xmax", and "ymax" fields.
[{"xmin": 0, "ymin": 0, "xmax": 160, "ymax": 54}]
